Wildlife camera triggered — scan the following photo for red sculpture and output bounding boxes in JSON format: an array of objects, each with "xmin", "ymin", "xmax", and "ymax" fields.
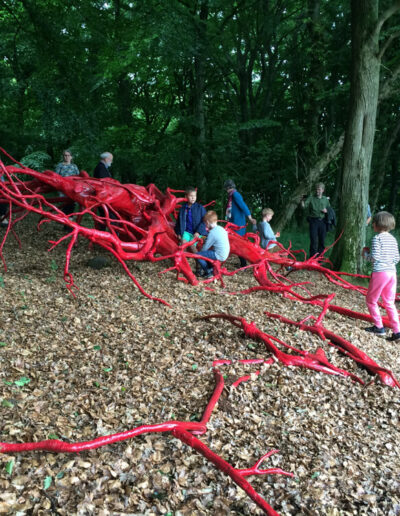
[
  {"xmin": 0, "ymin": 363, "xmax": 293, "ymax": 516},
  {"xmin": 0, "ymin": 148, "xmax": 399, "ymax": 515}
]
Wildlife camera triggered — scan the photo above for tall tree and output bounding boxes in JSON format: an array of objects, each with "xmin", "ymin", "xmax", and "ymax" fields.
[{"xmin": 331, "ymin": 0, "xmax": 400, "ymax": 272}]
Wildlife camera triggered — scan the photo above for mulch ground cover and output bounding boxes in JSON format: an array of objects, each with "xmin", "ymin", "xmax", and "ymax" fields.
[{"xmin": 0, "ymin": 215, "xmax": 400, "ymax": 515}]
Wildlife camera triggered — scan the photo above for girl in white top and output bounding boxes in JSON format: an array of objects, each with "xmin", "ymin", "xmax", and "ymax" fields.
[{"xmin": 362, "ymin": 211, "xmax": 400, "ymax": 341}]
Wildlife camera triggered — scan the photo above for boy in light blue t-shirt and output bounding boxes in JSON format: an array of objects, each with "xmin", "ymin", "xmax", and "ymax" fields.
[{"xmin": 196, "ymin": 211, "xmax": 230, "ymax": 279}]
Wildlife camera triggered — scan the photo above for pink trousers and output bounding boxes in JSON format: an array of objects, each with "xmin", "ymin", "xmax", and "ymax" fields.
[{"xmin": 366, "ymin": 271, "xmax": 400, "ymax": 332}]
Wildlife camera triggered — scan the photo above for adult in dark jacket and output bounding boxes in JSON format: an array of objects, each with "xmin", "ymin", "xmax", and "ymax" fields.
[
  {"xmin": 93, "ymin": 152, "xmax": 113, "ymax": 179},
  {"xmin": 175, "ymin": 187, "xmax": 207, "ymax": 252},
  {"xmin": 93, "ymin": 152, "xmax": 114, "ymax": 230},
  {"xmin": 224, "ymin": 179, "xmax": 256, "ymax": 267}
]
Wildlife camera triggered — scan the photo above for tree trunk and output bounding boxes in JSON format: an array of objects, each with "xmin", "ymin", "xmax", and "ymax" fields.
[
  {"xmin": 330, "ymin": 0, "xmax": 380, "ymax": 273},
  {"xmin": 192, "ymin": 0, "xmax": 208, "ymax": 188}
]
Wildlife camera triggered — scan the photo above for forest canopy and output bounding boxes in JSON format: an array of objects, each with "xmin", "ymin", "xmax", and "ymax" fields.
[{"xmin": 1, "ymin": 0, "xmax": 400, "ymax": 222}]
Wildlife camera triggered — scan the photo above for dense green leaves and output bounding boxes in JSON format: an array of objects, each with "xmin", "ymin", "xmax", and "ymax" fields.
[{"xmin": 1, "ymin": 0, "xmax": 400, "ymax": 222}]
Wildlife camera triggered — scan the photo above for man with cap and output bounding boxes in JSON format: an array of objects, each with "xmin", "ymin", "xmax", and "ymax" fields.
[{"xmin": 224, "ymin": 179, "xmax": 256, "ymax": 267}]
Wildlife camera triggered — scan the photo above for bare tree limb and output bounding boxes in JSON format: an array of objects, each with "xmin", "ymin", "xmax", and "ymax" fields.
[
  {"xmin": 379, "ymin": 61, "xmax": 400, "ymax": 101},
  {"xmin": 374, "ymin": 0, "xmax": 400, "ymax": 39},
  {"xmin": 274, "ymin": 133, "xmax": 345, "ymax": 233},
  {"xmin": 378, "ymin": 30, "xmax": 400, "ymax": 60}
]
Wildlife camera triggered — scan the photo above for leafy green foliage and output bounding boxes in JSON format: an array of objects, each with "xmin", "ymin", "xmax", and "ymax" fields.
[
  {"xmin": 20, "ymin": 151, "xmax": 52, "ymax": 171},
  {"xmin": 0, "ymin": 0, "xmax": 397, "ymax": 227},
  {"xmin": 5, "ymin": 461, "xmax": 14, "ymax": 475},
  {"xmin": 14, "ymin": 377, "xmax": 31, "ymax": 387}
]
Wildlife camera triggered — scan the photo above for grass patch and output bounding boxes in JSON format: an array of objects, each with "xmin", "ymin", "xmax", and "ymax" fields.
[{"xmin": 279, "ymin": 223, "xmax": 336, "ymax": 261}]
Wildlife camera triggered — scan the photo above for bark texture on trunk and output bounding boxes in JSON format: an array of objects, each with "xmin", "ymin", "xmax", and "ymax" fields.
[{"xmin": 331, "ymin": 0, "xmax": 380, "ymax": 273}]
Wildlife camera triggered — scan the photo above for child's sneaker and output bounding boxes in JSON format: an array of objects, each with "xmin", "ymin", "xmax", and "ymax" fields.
[
  {"xmin": 387, "ymin": 332, "xmax": 400, "ymax": 342},
  {"xmin": 364, "ymin": 325, "xmax": 386, "ymax": 337}
]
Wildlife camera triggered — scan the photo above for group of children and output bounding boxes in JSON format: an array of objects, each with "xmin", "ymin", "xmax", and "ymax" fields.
[
  {"xmin": 175, "ymin": 186, "xmax": 280, "ymax": 279},
  {"xmin": 175, "ymin": 185, "xmax": 400, "ymax": 343}
]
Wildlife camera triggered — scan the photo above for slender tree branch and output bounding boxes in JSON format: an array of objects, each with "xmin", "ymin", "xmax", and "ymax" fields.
[
  {"xmin": 374, "ymin": 1, "xmax": 400, "ymax": 39},
  {"xmin": 379, "ymin": 61, "xmax": 400, "ymax": 101},
  {"xmin": 0, "ymin": 0, "xmax": 22, "ymax": 25},
  {"xmin": 378, "ymin": 30, "xmax": 400, "ymax": 60}
]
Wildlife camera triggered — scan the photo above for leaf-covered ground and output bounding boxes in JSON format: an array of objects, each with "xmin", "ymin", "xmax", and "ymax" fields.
[{"xmin": 1, "ymin": 216, "xmax": 400, "ymax": 515}]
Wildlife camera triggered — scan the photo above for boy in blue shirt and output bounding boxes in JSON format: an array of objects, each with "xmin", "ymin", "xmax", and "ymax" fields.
[
  {"xmin": 256, "ymin": 208, "xmax": 281, "ymax": 250},
  {"xmin": 196, "ymin": 211, "xmax": 230, "ymax": 279},
  {"xmin": 175, "ymin": 187, "xmax": 207, "ymax": 252}
]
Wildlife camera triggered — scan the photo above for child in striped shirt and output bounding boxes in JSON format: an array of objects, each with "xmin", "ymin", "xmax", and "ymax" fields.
[{"xmin": 362, "ymin": 211, "xmax": 400, "ymax": 341}]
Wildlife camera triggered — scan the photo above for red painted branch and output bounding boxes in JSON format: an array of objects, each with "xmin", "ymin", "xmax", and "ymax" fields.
[
  {"xmin": 172, "ymin": 427, "xmax": 289, "ymax": 516},
  {"xmin": 0, "ymin": 421, "xmax": 203, "ymax": 454},
  {"xmin": 202, "ymin": 314, "xmax": 364, "ymax": 384},
  {"xmin": 266, "ymin": 312, "xmax": 400, "ymax": 388},
  {"xmin": 195, "ymin": 368, "xmax": 225, "ymax": 434}
]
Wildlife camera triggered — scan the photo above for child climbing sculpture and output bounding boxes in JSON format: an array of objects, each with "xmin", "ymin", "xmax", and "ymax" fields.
[
  {"xmin": 196, "ymin": 210, "xmax": 230, "ymax": 279},
  {"xmin": 255, "ymin": 208, "xmax": 281, "ymax": 251},
  {"xmin": 174, "ymin": 186, "xmax": 207, "ymax": 253}
]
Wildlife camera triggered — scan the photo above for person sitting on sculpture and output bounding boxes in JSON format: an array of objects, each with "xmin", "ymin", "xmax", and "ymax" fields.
[
  {"xmin": 255, "ymin": 208, "xmax": 281, "ymax": 251},
  {"xmin": 195, "ymin": 210, "xmax": 230, "ymax": 279},
  {"xmin": 175, "ymin": 186, "xmax": 207, "ymax": 253}
]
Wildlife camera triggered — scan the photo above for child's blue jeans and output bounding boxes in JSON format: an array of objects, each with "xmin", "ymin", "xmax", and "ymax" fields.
[{"xmin": 197, "ymin": 249, "xmax": 217, "ymax": 273}]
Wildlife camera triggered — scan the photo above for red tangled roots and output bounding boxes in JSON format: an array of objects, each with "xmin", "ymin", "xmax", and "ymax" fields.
[{"xmin": 1, "ymin": 149, "xmax": 399, "ymax": 514}]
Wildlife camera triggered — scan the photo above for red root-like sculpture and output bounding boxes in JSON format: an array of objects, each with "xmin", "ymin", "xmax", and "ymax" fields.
[
  {"xmin": 0, "ymin": 148, "xmax": 304, "ymax": 301},
  {"xmin": 0, "ymin": 360, "xmax": 293, "ymax": 516},
  {"xmin": 1, "ymin": 149, "xmax": 400, "ymax": 514},
  {"xmin": 202, "ymin": 310, "xmax": 400, "ymax": 389}
]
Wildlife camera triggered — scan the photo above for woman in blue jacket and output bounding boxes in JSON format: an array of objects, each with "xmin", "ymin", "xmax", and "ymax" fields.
[{"xmin": 224, "ymin": 179, "xmax": 256, "ymax": 267}]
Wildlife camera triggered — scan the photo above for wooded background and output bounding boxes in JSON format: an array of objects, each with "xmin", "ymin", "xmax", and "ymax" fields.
[{"xmin": 1, "ymin": 0, "xmax": 400, "ymax": 270}]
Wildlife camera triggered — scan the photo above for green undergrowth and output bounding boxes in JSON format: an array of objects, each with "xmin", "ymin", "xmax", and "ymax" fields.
[
  {"xmin": 280, "ymin": 224, "xmax": 400, "ymax": 287},
  {"xmin": 279, "ymin": 224, "xmax": 336, "ymax": 261}
]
